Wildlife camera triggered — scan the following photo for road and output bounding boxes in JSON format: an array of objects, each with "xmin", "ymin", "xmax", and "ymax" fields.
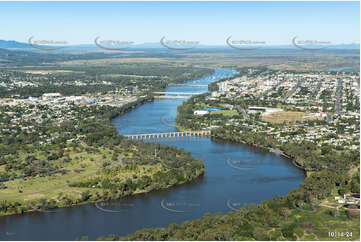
[{"xmin": 335, "ymin": 79, "xmax": 343, "ymax": 114}]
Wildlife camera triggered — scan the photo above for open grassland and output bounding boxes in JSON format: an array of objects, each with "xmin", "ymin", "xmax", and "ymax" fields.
[
  {"xmin": 0, "ymin": 162, "xmax": 167, "ymax": 206},
  {"xmin": 57, "ymin": 57, "xmax": 168, "ymax": 66},
  {"xmin": 261, "ymin": 111, "xmax": 306, "ymax": 124},
  {"xmin": 13, "ymin": 50, "xmax": 358, "ymax": 74},
  {"xmin": 22, "ymin": 70, "xmax": 81, "ymax": 74},
  {"xmin": 286, "ymin": 206, "xmax": 359, "ymax": 240},
  {"xmin": 268, "ymin": 57, "xmax": 360, "ymax": 72},
  {"xmin": 0, "ymin": 146, "xmax": 110, "ymax": 200},
  {"xmin": 0, "ymin": 140, "xmax": 205, "ymax": 216},
  {"xmin": 0, "ymin": 145, "xmax": 185, "ymax": 215},
  {"xmin": 211, "ymin": 110, "xmax": 239, "ymax": 117}
]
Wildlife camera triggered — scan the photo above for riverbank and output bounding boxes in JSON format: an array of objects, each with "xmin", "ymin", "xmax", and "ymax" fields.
[
  {"xmin": 0, "ymin": 148, "xmax": 205, "ymax": 217},
  {"xmin": 212, "ymin": 132, "xmax": 309, "ymax": 174},
  {"xmin": 0, "ymin": 68, "xmax": 323, "ymax": 240},
  {"xmin": 0, "ymin": 98, "xmax": 206, "ymax": 217},
  {"xmin": 158, "ymin": 88, "xmax": 359, "ymax": 239},
  {"xmin": 107, "ymin": 118, "xmax": 359, "ymax": 241},
  {"xmin": 0, "ymin": 166, "xmax": 205, "ymax": 217},
  {"xmin": 176, "ymin": 121, "xmax": 308, "ymax": 175},
  {"xmin": 0, "ymin": 69, "xmax": 220, "ymax": 218}
]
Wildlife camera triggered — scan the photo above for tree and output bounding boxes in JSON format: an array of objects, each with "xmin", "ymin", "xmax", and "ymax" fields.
[
  {"xmin": 81, "ymin": 191, "xmax": 91, "ymax": 201},
  {"xmin": 330, "ymin": 209, "xmax": 339, "ymax": 217},
  {"xmin": 280, "ymin": 208, "xmax": 290, "ymax": 220}
]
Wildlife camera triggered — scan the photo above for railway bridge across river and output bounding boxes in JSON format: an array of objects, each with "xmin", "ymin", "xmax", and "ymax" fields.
[{"xmin": 125, "ymin": 131, "xmax": 211, "ymax": 140}]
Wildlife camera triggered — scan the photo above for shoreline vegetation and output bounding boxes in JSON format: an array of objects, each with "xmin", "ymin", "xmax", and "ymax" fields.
[
  {"xmin": 96, "ymin": 90, "xmax": 359, "ymax": 241},
  {"xmin": 212, "ymin": 132, "xmax": 307, "ymax": 174},
  {"xmin": 176, "ymin": 124, "xmax": 306, "ymax": 174},
  {"xmin": 0, "ymin": 69, "xmax": 214, "ymax": 217},
  {"xmin": 0, "ymin": 96, "xmax": 204, "ymax": 217}
]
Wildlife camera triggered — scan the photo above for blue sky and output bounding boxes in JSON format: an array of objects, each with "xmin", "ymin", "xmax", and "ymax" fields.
[{"xmin": 0, "ymin": 1, "xmax": 359, "ymax": 45}]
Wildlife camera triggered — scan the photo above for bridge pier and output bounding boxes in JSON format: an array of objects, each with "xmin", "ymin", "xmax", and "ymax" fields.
[{"xmin": 126, "ymin": 131, "xmax": 211, "ymax": 141}]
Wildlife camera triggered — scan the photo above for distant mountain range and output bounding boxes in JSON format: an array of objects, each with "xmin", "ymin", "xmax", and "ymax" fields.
[
  {"xmin": 0, "ymin": 40, "xmax": 32, "ymax": 49},
  {"xmin": 0, "ymin": 39, "xmax": 359, "ymax": 50}
]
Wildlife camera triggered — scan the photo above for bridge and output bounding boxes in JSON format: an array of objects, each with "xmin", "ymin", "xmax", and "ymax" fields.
[
  {"xmin": 153, "ymin": 92, "xmax": 203, "ymax": 95},
  {"xmin": 153, "ymin": 91, "xmax": 203, "ymax": 99},
  {"xmin": 155, "ymin": 96, "xmax": 190, "ymax": 99},
  {"xmin": 125, "ymin": 131, "xmax": 211, "ymax": 140},
  {"xmin": 169, "ymin": 84, "xmax": 208, "ymax": 87}
]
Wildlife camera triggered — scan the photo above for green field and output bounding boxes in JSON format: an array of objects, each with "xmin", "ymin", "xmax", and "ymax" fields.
[
  {"xmin": 211, "ymin": 110, "xmax": 239, "ymax": 117},
  {"xmin": 0, "ymin": 142, "xmax": 204, "ymax": 216}
]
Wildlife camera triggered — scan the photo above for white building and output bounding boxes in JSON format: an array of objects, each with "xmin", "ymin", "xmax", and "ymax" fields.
[
  {"xmin": 194, "ymin": 110, "xmax": 209, "ymax": 116},
  {"xmin": 211, "ymin": 91, "xmax": 220, "ymax": 98},
  {"xmin": 42, "ymin": 93, "xmax": 61, "ymax": 100},
  {"xmin": 218, "ymin": 81, "xmax": 229, "ymax": 92}
]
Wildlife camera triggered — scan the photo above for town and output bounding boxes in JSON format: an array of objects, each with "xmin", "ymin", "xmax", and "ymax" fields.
[
  {"xmin": 186, "ymin": 69, "xmax": 360, "ymax": 151},
  {"xmin": 0, "ymin": 92, "xmax": 140, "ymax": 146}
]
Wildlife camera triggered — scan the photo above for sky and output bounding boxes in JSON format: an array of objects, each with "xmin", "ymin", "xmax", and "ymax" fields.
[{"xmin": 0, "ymin": 1, "xmax": 359, "ymax": 46}]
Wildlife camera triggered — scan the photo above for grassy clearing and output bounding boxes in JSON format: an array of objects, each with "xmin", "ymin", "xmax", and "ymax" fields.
[
  {"xmin": 0, "ymin": 162, "xmax": 169, "ymax": 208},
  {"xmin": 287, "ymin": 206, "xmax": 359, "ymax": 240},
  {"xmin": 1, "ymin": 147, "xmax": 130, "ymax": 202},
  {"xmin": 261, "ymin": 111, "xmax": 306, "ymax": 124},
  {"xmin": 0, "ymin": 148, "xmax": 106, "ymax": 200},
  {"xmin": 57, "ymin": 57, "xmax": 167, "ymax": 66},
  {"xmin": 21, "ymin": 70, "xmax": 81, "ymax": 75},
  {"xmin": 0, "ymin": 141, "xmax": 204, "ymax": 216},
  {"xmin": 211, "ymin": 110, "xmax": 239, "ymax": 117}
]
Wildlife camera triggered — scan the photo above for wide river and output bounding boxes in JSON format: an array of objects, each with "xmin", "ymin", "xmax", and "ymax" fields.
[{"xmin": 0, "ymin": 68, "xmax": 305, "ymax": 240}]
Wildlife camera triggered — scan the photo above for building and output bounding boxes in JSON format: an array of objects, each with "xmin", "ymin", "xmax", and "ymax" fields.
[
  {"xmin": 194, "ymin": 110, "xmax": 209, "ymax": 116},
  {"xmin": 248, "ymin": 106, "xmax": 283, "ymax": 115},
  {"xmin": 211, "ymin": 91, "xmax": 220, "ymax": 98},
  {"xmin": 218, "ymin": 81, "xmax": 229, "ymax": 92},
  {"xmin": 42, "ymin": 93, "xmax": 61, "ymax": 100}
]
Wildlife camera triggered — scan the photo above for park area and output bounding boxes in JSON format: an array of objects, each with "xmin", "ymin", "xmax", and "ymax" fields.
[{"xmin": 261, "ymin": 111, "xmax": 306, "ymax": 124}]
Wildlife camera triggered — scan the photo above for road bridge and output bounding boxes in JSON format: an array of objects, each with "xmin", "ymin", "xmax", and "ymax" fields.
[
  {"xmin": 125, "ymin": 131, "xmax": 211, "ymax": 140},
  {"xmin": 169, "ymin": 84, "xmax": 208, "ymax": 87},
  {"xmin": 154, "ymin": 96, "xmax": 190, "ymax": 99},
  {"xmin": 153, "ymin": 92, "xmax": 203, "ymax": 95}
]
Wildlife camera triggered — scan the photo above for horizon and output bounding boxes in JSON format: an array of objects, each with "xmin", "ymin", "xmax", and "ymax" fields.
[
  {"xmin": 0, "ymin": 38, "xmax": 360, "ymax": 49},
  {"xmin": 0, "ymin": 1, "xmax": 359, "ymax": 46}
]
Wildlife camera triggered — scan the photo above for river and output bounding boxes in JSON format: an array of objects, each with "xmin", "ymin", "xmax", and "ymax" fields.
[{"xmin": 0, "ymin": 68, "xmax": 305, "ymax": 240}]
